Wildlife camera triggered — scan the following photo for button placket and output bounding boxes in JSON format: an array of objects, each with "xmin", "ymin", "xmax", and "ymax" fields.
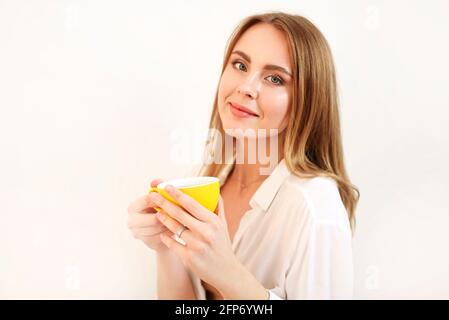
[{"xmin": 231, "ymin": 207, "xmax": 258, "ymax": 251}]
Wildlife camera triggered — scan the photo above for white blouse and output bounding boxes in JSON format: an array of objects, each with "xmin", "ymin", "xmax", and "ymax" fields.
[{"xmin": 185, "ymin": 157, "xmax": 354, "ymax": 300}]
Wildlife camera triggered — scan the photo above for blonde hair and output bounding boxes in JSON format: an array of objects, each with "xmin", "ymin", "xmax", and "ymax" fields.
[{"xmin": 197, "ymin": 11, "xmax": 360, "ymax": 231}]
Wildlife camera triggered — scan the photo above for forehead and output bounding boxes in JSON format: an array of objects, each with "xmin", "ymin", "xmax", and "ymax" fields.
[{"xmin": 232, "ymin": 23, "xmax": 291, "ymax": 68}]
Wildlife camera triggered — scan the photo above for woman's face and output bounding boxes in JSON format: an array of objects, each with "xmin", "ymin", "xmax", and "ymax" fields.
[{"xmin": 218, "ymin": 23, "xmax": 293, "ymax": 139}]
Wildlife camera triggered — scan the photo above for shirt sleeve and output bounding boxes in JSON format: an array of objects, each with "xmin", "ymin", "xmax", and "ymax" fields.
[{"xmin": 285, "ymin": 219, "xmax": 354, "ymax": 299}]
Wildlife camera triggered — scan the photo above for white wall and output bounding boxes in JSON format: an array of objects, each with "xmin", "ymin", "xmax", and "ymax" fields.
[{"xmin": 1, "ymin": 0, "xmax": 448, "ymax": 299}]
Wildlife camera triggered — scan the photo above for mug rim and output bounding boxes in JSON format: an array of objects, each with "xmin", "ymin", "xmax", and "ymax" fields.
[{"xmin": 157, "ymin": 176, "xmax": 219, "ymax": 189}]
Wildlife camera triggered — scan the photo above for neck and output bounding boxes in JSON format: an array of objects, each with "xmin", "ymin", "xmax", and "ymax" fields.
[{"xmin": 230, "ymin": 132, "xmax": 285, "ymax": 188}]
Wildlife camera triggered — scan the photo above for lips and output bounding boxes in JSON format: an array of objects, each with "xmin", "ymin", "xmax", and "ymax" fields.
[{"xmin": 229, "ymin": 102, "xmax": 259, "ymax": 117}]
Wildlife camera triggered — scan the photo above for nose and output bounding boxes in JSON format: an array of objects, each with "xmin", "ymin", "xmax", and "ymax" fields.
[{"xmin": 237, "ymin": 73, "xmax": 260, "ymax": 99}]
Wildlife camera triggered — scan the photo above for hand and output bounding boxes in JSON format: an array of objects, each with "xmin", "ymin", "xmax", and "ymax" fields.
[
  {"xmin": 149, "ymin": 184, "xmax": 240, "ymax": 290},
  {"xmin": 127, "ymin": 178, "xmax": 172, "ymax": 252}
]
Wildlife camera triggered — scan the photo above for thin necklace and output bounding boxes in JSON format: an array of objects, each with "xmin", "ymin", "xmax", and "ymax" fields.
[
  {"xmin": 237, "ymin": 179, "xmax": 261, "ymax": 190},
  {"xmin": 232, "ymin": 173, "xmax": 267, "ymax": 190}
]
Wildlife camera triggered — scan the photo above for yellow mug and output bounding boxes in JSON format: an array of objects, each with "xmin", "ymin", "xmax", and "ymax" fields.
[{"xmin": 148, "ymin": 176, "xmax": 220, "ymax": 214}]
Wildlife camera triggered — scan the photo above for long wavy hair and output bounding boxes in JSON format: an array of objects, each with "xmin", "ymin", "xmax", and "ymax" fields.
[{"xmin": 196, "ymin": 11, "xmax": 360, "ymax": 231}]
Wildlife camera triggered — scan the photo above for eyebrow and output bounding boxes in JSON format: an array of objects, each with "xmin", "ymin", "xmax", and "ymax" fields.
[{"xmin": 231, "ymin": 50, "xmax": 292, "ymax": 77}]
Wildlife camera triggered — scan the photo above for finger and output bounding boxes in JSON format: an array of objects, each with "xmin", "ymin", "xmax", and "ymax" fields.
[
  {"xmin": 160, "ymin": 229, "xmax": 174, "ymax": 238},
  {"xmin": 151, "ymin": 178, "xmax": 164, "ymax": 187},
  {"xmin": 159, "ymin": 228, "xmax": 205, "ymax": 254},
  {"xmin": 164, "ymin": 185, "xmax": 213, "ymax": 222},
  {"xmin": 149, "ymin": 192, "xmax": 205, "ymax": 235},
  {"xmin": 133, "ymin": 225, "xmax": 167, "ymax": 236},
  {"xmin": 155, "ymin": 210, "xmax": 186, "ymax": 237},
  {"xmin": 133, "ymin": 228, "xmax": 167, "ymax": 240},
  {"xmin": 155, "ymin": 211, "xmax": 201, "ymax": 245},
  {"xmin": 127, "ymin": 194, "xmax": 159, "ymax": 214},
  {"xmin": 136, "ymin": 227, "xmax": 168, "ymax": 240},
  {"xmin": 160, "ymin": 230, "xmax": 188, "ymax": 258},
  {"xmin": 127, "ymin": 211, "xmax": 159, "ymax": 228}
]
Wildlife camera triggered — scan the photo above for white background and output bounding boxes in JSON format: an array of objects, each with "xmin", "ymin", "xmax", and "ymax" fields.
[{"xmin": 1, "ymin": 0, "xmax": 448, "ymax": 299}]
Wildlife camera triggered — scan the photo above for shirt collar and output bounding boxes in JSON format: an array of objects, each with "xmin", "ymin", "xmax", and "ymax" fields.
[
  {"xmin": 249, "ymin": 158, "xmax": 291, "ymax": 211},
  {"xmin": 218, "ymin": 155, "xmax": 291, "ymax": 212}
]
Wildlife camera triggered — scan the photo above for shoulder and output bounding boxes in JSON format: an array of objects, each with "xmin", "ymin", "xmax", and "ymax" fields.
[{"xmin": 279, "ymin": 174, "xmax": 351, "ymax": 231}]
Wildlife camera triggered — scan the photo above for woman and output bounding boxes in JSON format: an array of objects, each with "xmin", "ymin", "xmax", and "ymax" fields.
[{"xmin": 127, "ymin": 11, "xmax": 359, "ymax": 300}]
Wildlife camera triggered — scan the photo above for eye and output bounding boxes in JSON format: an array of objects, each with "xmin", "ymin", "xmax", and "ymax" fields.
[
  {"xmin": 267, "ymin": 75, "xmax": 284, "ymax": 86},
  {"xmin": 231, "ymin": 59, "xmax": 284, "ymax": 86},
  {"xmin": 232, "ymin": 60, "xmax": 247, "ymax": 72}
]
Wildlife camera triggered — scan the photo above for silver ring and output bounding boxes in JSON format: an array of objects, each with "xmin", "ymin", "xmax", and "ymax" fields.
[{"xmin": 175, "ymin": 225, "xmax": 187, "ymax": 239}]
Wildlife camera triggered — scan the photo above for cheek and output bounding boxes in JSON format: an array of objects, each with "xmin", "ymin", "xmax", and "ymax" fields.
[
  {"xmin": 217, "ymin": 70, "xmax": 234, "ymax": 111},
  {"xmin": 260, "ymin": 90, "xmax": 290, "ymax": 129}
]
